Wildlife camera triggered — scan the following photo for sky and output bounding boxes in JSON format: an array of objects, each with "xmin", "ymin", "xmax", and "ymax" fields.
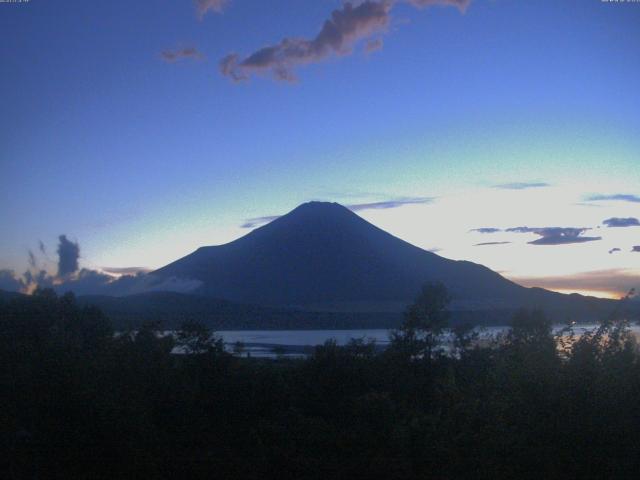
[{"xmin": 1, "ymin": 0, "xmax": 639, "ymax": 298}]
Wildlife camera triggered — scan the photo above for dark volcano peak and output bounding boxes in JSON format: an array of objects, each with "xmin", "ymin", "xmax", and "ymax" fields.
[
  {"xmin": 251, "ymin": 201, "xmax": 364, "ymax": 233},
  {"xmin": 152, "ymin": 202, "xmax": 616, "ymax": 319},
  {"xmin": 153, "ymin": 202, "xmax": 523, "ymax": 309}
]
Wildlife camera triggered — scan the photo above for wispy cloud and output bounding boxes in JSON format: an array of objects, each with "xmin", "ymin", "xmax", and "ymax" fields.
[
  {"xmin": 220, "ymin": 0, "xmax": 470, "ymax": 82},
  {"xmin": 347, "ymin": 197, "xmax": 435, "ymax": 211},
  {"xmin": 241, "ymin": 215, "xmax": 282, "ymax": 229},
  {"xmin": 586, "ymin": 194, "xmax": 640, "ymax": 203},
  {"xmin": 511, "ymin": 269, "xmax": 640, "ymax": 298},
  {"xmin": 470, "ymin": 227, "xmax": 502, "ymax": 234},
  {"xmin": 161, "ymin": 47, "xmax": 204, "ymax": 62},
  {"xmin": 506, "ymin": 226, "xmax": 601, "ymax": 246},
  {"xmin": 28, "ymin": 250, "xmax": 37, "ymax": 269},
  {"xmin": 602, "ymin": 217, "xmax": 640, "ymax": 228},
  {"xmin": 241, "ymin": 197, "xmax": 434, "ymax": 228},
  {"xmin": 195, "ymin": 0, "xmax": 228, "ymax": 19},
  {"xmin": 492, "ymin": 182, "xmax": 550, "ymax": 190},
  {"xmin": 364, "ymin": 37, "xmax": 384, "ymax": 54},
  {"xmin": 474, "ymin": 241, "xmax": 511, "ymax": 246},
  {"xmin": 574, "ymin": 202, "xmax": 603, "ymax": 208},
  {"xmin": 100, "ymin": 267, "xmax": 151, "ymax": 276}
]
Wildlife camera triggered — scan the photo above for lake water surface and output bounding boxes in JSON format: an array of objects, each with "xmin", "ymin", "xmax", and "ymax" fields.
[{"xmin": 217, "ymin": 324, "xmax": 640, "ymax": 358}]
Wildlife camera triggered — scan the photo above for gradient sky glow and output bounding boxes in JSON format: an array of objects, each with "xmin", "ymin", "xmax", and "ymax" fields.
[{"xmin": 1, "ymin": 0, "xmax": 639, "ymax": 298}]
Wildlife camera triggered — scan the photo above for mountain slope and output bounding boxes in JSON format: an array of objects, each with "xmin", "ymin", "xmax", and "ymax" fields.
[
  {"xmin": 153, "ymin": 202, "xmax": 584, "ymax": 313},
  {"xmin": 77, "ymin": 291, "xmax": 399, "ymax": 330}
]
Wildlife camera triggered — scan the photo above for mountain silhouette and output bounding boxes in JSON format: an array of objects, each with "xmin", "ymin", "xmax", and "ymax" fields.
[{"xmin": 153, "ymin": 201, "xmax": 617, "ymax": 318}]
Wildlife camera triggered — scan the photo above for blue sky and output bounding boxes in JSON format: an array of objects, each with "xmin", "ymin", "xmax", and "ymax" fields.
[{"xmin": 1, "ymin": 0, "xmax": 639, "ymax": 297}]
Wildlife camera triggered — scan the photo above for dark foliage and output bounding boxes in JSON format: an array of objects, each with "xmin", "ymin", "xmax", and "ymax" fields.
[{"xmin": 2, "ymin": 288, "xmax": 640, "ymax": 479}]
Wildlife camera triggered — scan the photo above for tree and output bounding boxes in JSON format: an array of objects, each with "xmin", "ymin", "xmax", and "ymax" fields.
[
  {"xmin": 176, "ymin": 320, "xmax": 224, "ymax": 355},
  {"xmin": 452, "ymin": 321, "xmax": 478, "ymax": 358},
  {"xmin": 506, "ymin": 308, "xmax": 554, "ymax": 350},
  {"xmin": 390, "ymin": 282, "xmax": 451, "ymax": 360},
  {"xmin": 233, "ymin": 340, "xmax": 246, "ymax": 356}
]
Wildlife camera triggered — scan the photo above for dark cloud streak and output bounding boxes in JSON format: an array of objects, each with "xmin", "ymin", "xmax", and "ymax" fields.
[
  {"xmin": 506, "ymin": 226, "xmax": 602, "ymax": 246},
  {"xmin": 347, "ymin": 197, "xmax": 434, "ymax": 211},
  {"xmin": 28, "ymin": 250, "xmax": 37, "ymax": 269},
  {"xmin": 603, "ymin": 217, "xmax": 640, "ymax": 228},
  {"xmin": 470, "ymin": 227, "xmax": 502, "ymax": 234},
  {"xmin": 493, "ymin": 182, "xmax": 550, "ymax": 190},
  {"xmin": 161, "ymin": 47, "xmax": 203, "ymax": 63},
  {"xmin": 587, "ymin": 194, "xmax": 640, "ymax": 204}
]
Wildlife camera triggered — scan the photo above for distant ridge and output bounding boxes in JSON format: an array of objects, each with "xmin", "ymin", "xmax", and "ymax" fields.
[{"xmin": 153, "ymin": 202, "xmax": 620, "ymax": 320}]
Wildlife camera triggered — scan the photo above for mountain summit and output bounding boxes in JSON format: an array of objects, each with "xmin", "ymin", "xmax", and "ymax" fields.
[{"xmin": 153, "ymin": 201, "xmax": 545, "ymax": 312}]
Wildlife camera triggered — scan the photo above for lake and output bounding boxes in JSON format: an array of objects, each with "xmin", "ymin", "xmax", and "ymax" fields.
[{"xmin": 216, "ymin": 324, "xmax": 640, "ymax": 358}]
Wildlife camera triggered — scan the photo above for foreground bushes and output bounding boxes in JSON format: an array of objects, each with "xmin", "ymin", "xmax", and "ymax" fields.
[{"xmin": 1, "ymin": 288, "xmax": 640, "ymax": 479}]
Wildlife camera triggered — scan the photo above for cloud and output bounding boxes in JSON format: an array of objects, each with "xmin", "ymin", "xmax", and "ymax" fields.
[
  {"xmin": 603, "ymin": 217, "xmax": 640, "ymax": 228},
  {"xmin": 28, "ymin": 250, "xmax": 37, "ymax": 269},
  {"xmin": 241, "ymin": 215, "xmax": 281, "ymax": 229},
  {"xmin": 240, "ymin": 197, "xmax": 435, "ymax": 228},
  {"xmin": 195, "ymin": 0, "xmax": 227, "ymax": 19},
  {"xmin": 511, "ymin": 269, "xmax": 640, "ymax": 298},
  {"xmin": 609, "ymin": 248, "xmax": 621, "ymax": 254},
  {"xmin": 23, "ymin": 269, "xmax": 54, "ymax": 291},
  {"xmin": 586, "ymin": 194, "xmax": 640, "ymax": 204},
  {"xmin": 470, "ymin": 227, "xmax": 502, "ymax": 234},
  {"xmin": 574, "ymin": 202, "xmax": 603, "ymax": 208},
  {"xmin": 52, "ymin": 269, "xmax": 202, "ymax": 297},
  {"xmin": 100, "ymin": 266, "xmax": 152, "ymax": 276},
  {"xmin": 474, "ymin": 241, "xmax": 511, "ymax": 246},
  {"xmin": 221, "ymin": 1, "xmax": 392, "ymax": 82},
  {"xmin": 506, "ymin": 226, "xmax": 601, "ymax": 246},
  {"xmin": 220, "ymin": 0, "xmax": 470, "ymax": 82},
  {"xmin": 633, "ymin": 246, "xmax": 640, "ymax": 253},
  {"xmin": 57, "ymin": 235, "xmax": 80, "ymax": 277},
  {"xmin": 407, "ymin": 0, "xmax": 470, "ymax": 9},
  {"xmin": 161, "ymin": 47, "xmax": 204, "ymax": 62},
  {"xmin": 365, "ymin": 37, "xmax": 384, "ymax": 54},
  {"xmin": 0, "ymin": 270, "xmax": 25, "ymax": 292},
  {"xmin": 9, "ymin": 236, "xmax": 199, "ymax": 297},
  {"xmin": 473, "ymin": 242, "xmax": 511, "ymax": 247},
  {"xmin": 529, "ymin": 236, "xmax": 601, "ymax": 246},
  {"xmin": 493, "ymin": 182, "xmax": 550, "ymax": 190},
  {"xmin": 347, "ymin": 197, "xmax": 435, "ymax": 211}
]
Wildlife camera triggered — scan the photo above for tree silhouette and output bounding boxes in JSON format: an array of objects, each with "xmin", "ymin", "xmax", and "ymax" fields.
[
  {"xmin": 177, "ymin": 320, "xmax": 224, "ymax": 355},
  {"xmin": 390, "ymin": 282, "xmax": 451, "ymax": 359}
]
